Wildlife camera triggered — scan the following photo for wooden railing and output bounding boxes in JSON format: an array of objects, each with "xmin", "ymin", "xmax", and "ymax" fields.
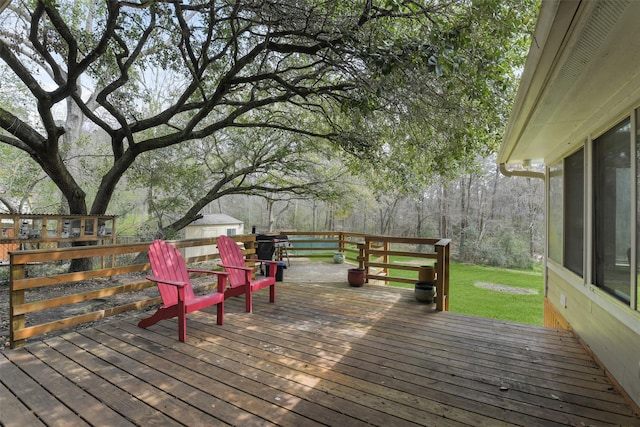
[
  {"xmin": 277, "ymin": 231, "xmax": 366, "ymax": 263},
  {"xmin": 7, "ymin": 236, "xmax": 257, "ymax": 349},
  {"xmin": 283, "ymin": 232, "xmax": 450, "ymax": 310},
  {"xmin": 7, "ymin": 232, "xmax": 450, "ymax": 348}
]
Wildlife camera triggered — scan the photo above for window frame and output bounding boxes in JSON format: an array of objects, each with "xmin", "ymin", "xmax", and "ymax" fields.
[
  {"xmin": 548, "ymin": 162, "xmax": 563, "ymax": 265},
  {"xmin": 592, "ymin": 117, "xmax": 633, "ymax": 304},
  {"xmin": 551, "ymin": 107, "xmax": 640, "ymax": 312}
]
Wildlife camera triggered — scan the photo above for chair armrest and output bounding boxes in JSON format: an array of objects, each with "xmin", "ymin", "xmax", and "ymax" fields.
[
  {"xmin": 187, "ymin": 269, "xmax": 229, "ymax": 293},
  {"xmin": 218, "ymin": 263, "xmax": 253, "ymax": 272},
  {"xmin": 146, "ymin": 275, "xmax": 188, "ymax": 288},
  {"xmin": 187, "ymin": 268, "xmax": 229, "ymax": 277},
  {"xmin": 255, "ymin": 259, "xmax": 280, "ymax": 265}
]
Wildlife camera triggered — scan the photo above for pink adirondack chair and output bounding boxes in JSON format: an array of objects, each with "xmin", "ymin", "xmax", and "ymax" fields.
[
  {"xmin": 138, "ymin": 239, "xmax": 228, "ymax": 342},
  {"xmin": 217, "ymin": 235, "xmax": 278, "ymax": 313}
]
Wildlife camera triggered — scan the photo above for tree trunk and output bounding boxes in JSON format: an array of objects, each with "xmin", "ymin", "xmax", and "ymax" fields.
[
  {"xmin": 440, "ymin": 181, "xmax": 449, "ymax": 238},
  {"xmin": 267, "ymin": 199, "xmax": 275, "ymax": 232},
  {"xmin": 459, "ymin": 176, "xmax": 467, "ymax": 261},
  {"xmin": 312, "ymin": 200, "xmax": 317, "ymax": 232},
  {"xmin": 489, "ymin": 164, "xmax": 500, "ymax": 221},
  {"xmin": 415, "ymin": 194, "xmax": 425, "ymax": 238}
]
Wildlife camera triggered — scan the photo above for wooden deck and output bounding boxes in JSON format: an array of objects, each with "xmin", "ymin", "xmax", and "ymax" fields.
[{"xmin": 2, "ymin": 281, "xmax": 639, "ymax": 427}]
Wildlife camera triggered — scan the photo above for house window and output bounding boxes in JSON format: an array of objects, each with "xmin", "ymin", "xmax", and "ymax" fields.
[
  {"xmin": 226, "ymin": 228, "xmax": 236, "ymax": 236},
  {"xmin": 593, "ymin": 117, "xmax": 632, "ymax": 304},
  {"xmin": 564, "ymin": 148, "xmax": 584, "ymax": 276},
  {"xmin": 548, "ymin": 162, "xmax": 563, "ymax": 263},
  {"xmin": 636, "ymin": 108, "xmax": 640, "ymax": 310}
]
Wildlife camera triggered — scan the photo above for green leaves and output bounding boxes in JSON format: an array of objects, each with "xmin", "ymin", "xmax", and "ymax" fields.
[
  {"xmin": 335, "ymin": 0, "xmax": 539, "ymax": 190},
  {"xmin": 0, "ymin": 0, "xmax": 539, "ymax": 226}
]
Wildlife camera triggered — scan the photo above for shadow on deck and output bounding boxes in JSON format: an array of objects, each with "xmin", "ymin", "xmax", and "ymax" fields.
[{"xmin": 2, "ymin": 260, "xmax": 639, "ymax": 426}]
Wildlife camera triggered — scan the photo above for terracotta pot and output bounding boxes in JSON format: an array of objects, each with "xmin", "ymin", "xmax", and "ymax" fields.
[
  {"xmin": 348, "ymin": 268, "xmax": 366, "ymax": 287},
  {"xmin": 418, "ymin": 265, "xmax": 435, "ymax": 282}
]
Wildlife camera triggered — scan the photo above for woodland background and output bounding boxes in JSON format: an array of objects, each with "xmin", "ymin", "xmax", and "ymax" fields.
[{"xmin": 0, "ymin": 1, "xmax": 542, "ymax": 269}]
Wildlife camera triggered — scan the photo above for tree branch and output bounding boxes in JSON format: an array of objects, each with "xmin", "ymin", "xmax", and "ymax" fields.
[{"xmin": 0, "ymin": 107, "xmax": 45, "ymax": 153}]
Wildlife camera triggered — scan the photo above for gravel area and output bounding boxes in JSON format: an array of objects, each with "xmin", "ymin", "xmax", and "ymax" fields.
[
  {"xmin": 474, "ymin": 281, "xmax": 538, "ymax": 295},
  {"xmin": 0, "ymin": 272, "xmax": 166, "ymax": 351}
]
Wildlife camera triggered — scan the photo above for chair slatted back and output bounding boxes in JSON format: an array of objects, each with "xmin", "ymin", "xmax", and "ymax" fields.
[
  {"xmin": 217, "ymin": 235, "xmax": 249, "ymax": 288},
  {"xmin": 148, "ymin": 240, "xmax": 196, "ymax": 306}
]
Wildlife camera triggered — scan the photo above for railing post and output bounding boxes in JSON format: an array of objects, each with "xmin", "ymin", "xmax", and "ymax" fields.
[
  {"xmin": 383, "ymin": 241, "xmax": 390, "ymax": 279},
  {"xmin": 444, "ymin": 241, "xmax": 450, "ymax": 311},
  {"xmin": 358, "ymin": 241, "xmax": 368, "ymax": 283},
  {"xmin": 245, "ymin": 235, "xmax": 257, "ymax": 260},
  {"xmin": 435, "ymin": 239, "xmax": 451, "ymax": 312},
  {"xmin": 365, "ymin": 239, "xmax": 372, "ymax": 283},
  {"xmin": 242, "ymin": 236, "xmax": 258, "ymax": 278},
  {"xmin": 9, "ymin": 253, "xmax": 25, "ymax": 348},
  {"xmin": 357, "ymin": 243, "xmax": 365, "ymax": 269}
]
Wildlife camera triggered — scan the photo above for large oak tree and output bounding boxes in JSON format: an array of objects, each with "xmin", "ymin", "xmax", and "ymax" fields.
[{"xmin": 0, "ymin": 0, "xmax": 537, "ymax": 227}]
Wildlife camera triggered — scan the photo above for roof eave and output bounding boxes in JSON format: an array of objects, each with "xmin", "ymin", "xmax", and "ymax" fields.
[{"xmin": 499, "ymin": 0, "xmax": 580, "ymax": 166}]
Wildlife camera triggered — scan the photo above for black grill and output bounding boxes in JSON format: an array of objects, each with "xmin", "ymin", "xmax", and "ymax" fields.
[{"xmin": 255, "ymin": 234, "xmax": 276, "ymax": 260}]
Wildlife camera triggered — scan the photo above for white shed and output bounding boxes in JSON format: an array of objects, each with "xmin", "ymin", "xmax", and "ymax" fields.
[{"xmin": 184, "ymin": 214, "xmax": 244, "ymax": 258}]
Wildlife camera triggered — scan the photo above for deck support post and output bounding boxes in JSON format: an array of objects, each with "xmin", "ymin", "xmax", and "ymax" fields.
[
  {"xmin": 9, "ymin": 255, "xmax": 25, "ymax": 348},
  {"xmin": 435, "ymin": 239, "xmax": 451, "ymax": 311}
]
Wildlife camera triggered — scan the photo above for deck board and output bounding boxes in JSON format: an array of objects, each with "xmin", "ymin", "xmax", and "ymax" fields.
[
  {"xmin": 2, "ymin": 281, "xmax": 639, "ymax": 427},
  {"xmin": 1, "ymin": 350, "xmax": 92, "ymax": 426},
  {"xmin": 92, "ymin": 323, "xmax": 382, "ymax": 427},
  {"xmin": 0, "ymin": 360, "xmax": 47, "ymax": 426}
]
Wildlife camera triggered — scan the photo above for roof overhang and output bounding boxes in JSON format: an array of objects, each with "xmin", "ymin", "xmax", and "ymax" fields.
[
  {"xmin": 499, "ymin": 0, "xmax": 640, "ymax": 166},
  {"xmin": 0, "ymin": 0, "xmax": 12, "ymax": 14}
]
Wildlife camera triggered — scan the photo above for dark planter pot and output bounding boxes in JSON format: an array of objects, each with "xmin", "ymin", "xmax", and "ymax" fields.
[
  {"xmin": 348, "ymin": 268, "xmax": 366, "ymax": 287},
  {"xmin": 415, "ymin": 281, "xmax": 436, "ymax": 303},
  {"xmin": 268, "ymin": 261, "xmax": 286, "ymax": 282}
]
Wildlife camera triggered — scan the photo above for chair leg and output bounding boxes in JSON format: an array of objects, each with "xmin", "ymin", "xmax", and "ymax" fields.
[
  {"xmin": 178, "ymin": 302, "xmax": 187, "ymax": 342},
  {"xmin": 178, "ymin": 315, "xmax": 187, "ymax": 342},
  {"xmin": 217, "ymin": 301, "xmax": 224, "ymax": 325},
  {"xmin": 138, "ymin": 307, "xmax": 173, "ymax": 328},
  {"xmin": 245, "ymin": 287, "xmax": 252, "ymax": 313},
  {"xmin": 269, "ymin": 284, "xmax": 275, "ymax": 303}
]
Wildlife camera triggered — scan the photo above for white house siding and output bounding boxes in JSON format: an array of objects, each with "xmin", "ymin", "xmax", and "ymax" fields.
[
  {"xmin": 498, "ymin": 0, "xmax": 640, "ymax": 407},
  {"xmin": 547, "ymin": 265, "xmax": 640, "ymax": 405}
]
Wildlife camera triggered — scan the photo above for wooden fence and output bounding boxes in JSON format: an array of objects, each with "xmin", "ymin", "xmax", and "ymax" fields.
[
  {"xmin": 284, "ymin": 232, "xmax": 450, "ymax": 310},
  {"xmin": 7, "ymin": 232, "xmax": 450, "ymax": 348}
]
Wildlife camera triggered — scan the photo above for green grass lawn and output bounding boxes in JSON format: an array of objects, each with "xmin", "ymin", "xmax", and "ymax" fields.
[
  {"xmin": 445, "ymin": 263, "xmax": 543, "ymax": 325},
  {"xmin": 309, "ymin": 252, "xmax": 544, "ymax": 325},
  {"xmin": 388, "ymin": 262, "xmax": 544, "ymax": 326}
]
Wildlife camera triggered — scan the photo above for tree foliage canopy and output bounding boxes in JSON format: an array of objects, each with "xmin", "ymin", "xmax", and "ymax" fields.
[{"xmin": 0, "ymin": 0, "xmax": 538, "ymax": 227}]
